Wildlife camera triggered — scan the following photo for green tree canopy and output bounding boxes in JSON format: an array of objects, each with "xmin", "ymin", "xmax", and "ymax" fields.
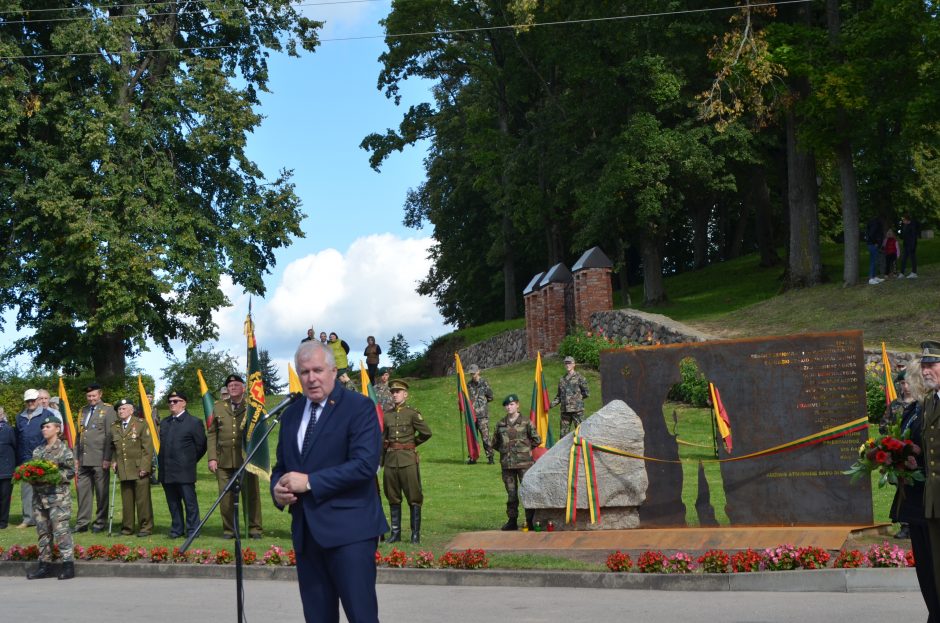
[{"xmin": 161, "ymin": 347, "xmax": 239, "ymax": 407}]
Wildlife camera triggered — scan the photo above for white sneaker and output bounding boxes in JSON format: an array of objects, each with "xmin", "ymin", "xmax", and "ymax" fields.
[
  {"xmin": 897, "ymin": 273, "xmax": 905, "ymax": 279},
  {"xmin": 868, "ymin": 278, "xmax": 882, "ymax": 285},
  {"xmin": 907, "ymin": 272, "xmax": 917, "ymax": 279}
]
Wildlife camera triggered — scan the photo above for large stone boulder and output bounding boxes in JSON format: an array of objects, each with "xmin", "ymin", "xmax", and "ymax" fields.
[{"xmin": 520, "ymin": 399, "xmax": 648, "ymax": 530}]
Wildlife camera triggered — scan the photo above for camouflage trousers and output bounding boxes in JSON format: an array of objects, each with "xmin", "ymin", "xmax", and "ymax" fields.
[
  {"xmin": 501, "ymin": 467, "xmax": 529, "ymax": 519},
  {"xmin": 559, "ymin": 411, "xmax": 584, "ymax": 438},
  {"xmin": 33, "ymin": 495, "xmax": 74, "ymax": 563},
  {"xmin": 475, "ymin": 416, "xmax": 493, "ymax": 459}
]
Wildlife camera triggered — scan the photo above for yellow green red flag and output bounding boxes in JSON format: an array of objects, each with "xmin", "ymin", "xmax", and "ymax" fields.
[
  {"xmin": 57, "ymin": 377, "xmax": 77, "ymax": 450},
  {"xmin": 137, "ymin": 375, "xmax": 160, "ymax": 455},
  {"xmin": 882, "ymin": 342, "xmax": 897, "ymax": 406}
]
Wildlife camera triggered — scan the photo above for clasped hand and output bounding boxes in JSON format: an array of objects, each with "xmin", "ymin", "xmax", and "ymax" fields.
[{"xmin": 273, "ymin": 471, "xmax": 310, "ymax": 506}]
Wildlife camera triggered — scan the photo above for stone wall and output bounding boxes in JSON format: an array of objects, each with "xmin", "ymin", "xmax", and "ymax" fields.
[
  {"xmin": 453, "ymin": 329, "xmax": 528, "ymax": 373},
  {"xmin": 589, "ymin": 309, "xmax": 715, "ymax": 345}
]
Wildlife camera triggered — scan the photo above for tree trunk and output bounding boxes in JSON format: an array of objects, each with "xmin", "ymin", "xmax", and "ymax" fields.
[
  {"xmin": 729, "ymin": 200, "xmax": 748, "ymax": 260},
  {"xmin": 616, "ymin": 239, "xmax": 632, "ymax": 308},
  {"xmin": 748, "ymin": 165, "xmax": 780, "ymax": 267},
  {"xmin": 785, "ymin": 107, "xmax": 822, "ymax": 288},
  {"xmin": 641, "ymin": 235, "xmax": 667, "ymax": 305},
  {"xmin": 501, "ymin": 212, "xmax": 517, "ymax": 320},
  {"xmin": 92, "ymin": 330, "xmax": 126, "ymax": 382}
]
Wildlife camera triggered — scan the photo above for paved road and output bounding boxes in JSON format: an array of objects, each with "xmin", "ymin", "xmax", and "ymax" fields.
[{"xmin": 0, "ymin": 577, "xmax": 928, "ymax": 622}]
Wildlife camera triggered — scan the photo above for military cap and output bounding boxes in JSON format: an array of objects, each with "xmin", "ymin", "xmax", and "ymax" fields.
[
  {"xmin": 563, "ymin": 356, "xmax": 575, "ymax": 364},
  {"xmin": 39, "ymin": 413, "xmax": 61, "ymax": 427},
  {"xmin": 167, "ymin": 390, "xmax": 188, "ymax": 402},
  {"xmin": 114, "ymin": 398, "xmax": 134, "ymax": 409},
  {"xmin": 389, "ymin": 380, "xmax": 409, "ymax": 392},
  {"xmin": 84, "ymin": 383, "xmax": 102, "ymax": 392},
  {"xmin": 225, "ymin": 374, "xmax": 245, "ymax": 385},
  {"xmin": 23, "ymin": 388, "xmax": 40, "ymax": 401},
  {"xmin": 895, "ymin": 369, "xmax": 906, "ymax": 383},
  {"xmin": 467, "ymin": 364, "xmax": 481, "ymax": 374},
  {"xmin": 502, "ymin": 394, "xmax": 519, "ymax": 406},
  {"xmin": 922, "ymin": 341, "xmax": 940, "ymax": 364}
]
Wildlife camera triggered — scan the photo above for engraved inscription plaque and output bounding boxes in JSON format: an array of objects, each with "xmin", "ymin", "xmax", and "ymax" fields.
[{"xmin": 600, "ymin": 331, "xmax": 873, "ymax": 527}]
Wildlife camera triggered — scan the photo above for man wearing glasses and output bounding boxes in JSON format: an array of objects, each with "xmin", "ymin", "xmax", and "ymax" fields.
[{"xmin": 158, "ymin": 391, "xmax": 207, "ymax": 538}]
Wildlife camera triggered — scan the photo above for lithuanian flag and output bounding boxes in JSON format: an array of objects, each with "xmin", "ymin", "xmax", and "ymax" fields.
[
  {"xmin": 882, "ymin": 342, "xmax": 897, "ymax": 406},
  {"xmin": 454, "ymin": 353, "xmax": 480, "ymax": 462},
  {"xmin": 361, "ymin": 359, "xmax": 384, "ymax": 431},
  {"xmin": 288, "ymin": 363, "xmax": 303, "ymax": 394},
  {"xmin": 197, "ymin": 369, "xmax": 216, "ymax": 430},
  {"xmin": 57, "ymin": 377, "xmax": 77, "ymax": 450},
  {"xmin": 529, "ymin": 352, "xmax": 554, "ymax": 448},
  {"xmin": 137, "ymin": 375, "xmax": 160, "ymax": 455},
  {"xmin": 708, "ymin": 382, "xmax": 733, "ymax": 454}
]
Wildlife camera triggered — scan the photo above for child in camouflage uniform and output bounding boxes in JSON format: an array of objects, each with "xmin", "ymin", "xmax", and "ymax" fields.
[
  {"xmin": 28, "ymin": 414, "xmax": 76, "ymax": 580},
  {"xmin": 492, "ymin": 394, "xmax": 540, "ymax": 531}
]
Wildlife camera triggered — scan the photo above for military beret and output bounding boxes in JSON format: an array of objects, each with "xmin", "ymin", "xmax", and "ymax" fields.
[
  {"xmin": 502, "ymin": 394, "xmax": 519, "ymax": 406},
  {"xmin": 115, "ymin": 398, "xmax": 134, "ymax": 409},
  {"xmin": 39, "ymin": 413, "xmax": 61, "ymax": 427},
  {"xmin": 84, "ymin": 383, "xmax": 102, "ymax": 392},
  {"xmin": 563, "ymin": 356, "xmax": 575, "ymax": 364},
  {"xmin": 467, "ymin": 364, "xmax": 481, "ymax": 374},
  {"xmin": 922, "ymin": 341, "xmax": 940, "ymax": 364},
  {"xmin": 895, "ymin": 369, "xmax": 906, "ymax": 383},
  {"xmin": 225, "ymin": 374, "xmax": 245, "ymax": 385},
  {"xmin": 389, "ymin": 380, "xmax": 409, "ymax": 392},
  {"xmin": 167, "ymin": 390, "xmax": 188, "ymax": 402}
]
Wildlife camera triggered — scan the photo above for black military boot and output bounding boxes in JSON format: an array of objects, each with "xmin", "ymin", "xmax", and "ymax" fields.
[
  {"xmin": 387, "ymin": 505, "xmax": 402, "ymax": 543},
  {"xmin": 410, "ymin": 505, "xmax": 422, "ymax": 544},
  {"xmin": 57, "ymin": 561, "xmax": 75, "ymax": 580},
  {"xmin": 27, "ymin": 562, "xmax": 53, "ymax": 580},
  {"xmin": 500, "ymin": 517, "xmax": 518, "ymax": 531}
]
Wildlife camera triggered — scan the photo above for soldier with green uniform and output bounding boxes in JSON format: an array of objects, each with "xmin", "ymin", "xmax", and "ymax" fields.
[
  {"xmin": 109, "ymin": 398, "xmax": 154, "ymax": 536},
  {"xmin": 373, "ymin": 369, "xmax": 394, "ymax": 412},
  {"xmin": 74, "ymin": 383, "xmax": 116, "ymax": 533},
  {"xmin": 339, "ymin": 372, "xmax": 358, "ymax": 393},
  {"xmin": 27, "ymin": 414, "xmax": 76, "ymax": 580},
  {"xmin": 382, "ymin": 380, "xmax": 432, "ymax": 543},
  {"xmin": 207, "ymin": 374, "xmax": 263, "ymax": 539},
  {"xmin": 550, "ymin": 356, "xmax": 590, "ymax": 437},
  {"xmin": 492, "ymin": 394, "xmax": 541, "ymax": 531},
  {"xmin": 466, "ymin": 364, "xmax": 495, "ymax": 465}
]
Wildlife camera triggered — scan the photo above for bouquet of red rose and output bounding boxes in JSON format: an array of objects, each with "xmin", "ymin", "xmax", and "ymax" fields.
[
  {"xmin": 844, "ymin": 432, "xmax": 924, "ymax": 488},
  {"xmin": 13, "ymin": 459, "xmax": 62, "ymax": 487}
]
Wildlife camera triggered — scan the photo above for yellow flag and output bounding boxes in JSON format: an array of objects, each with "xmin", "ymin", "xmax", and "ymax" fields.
[
  {"xmin": 882, "ymin": 342, "xmax": 897, "ymax": 405},
  {"xmin": 360, "ymin": 360, "xmax": 369, "ymax": 395},
  {"xmin": 138, "ymin": 375, "xmax": 160, "ymax": 455},
  {"xmin": 288, "ymin": 363, "xmax": 303, "ymax": 394},
  {"xmin": 57, "ymin": 377, "xmax": 77, "ymax": 449}
]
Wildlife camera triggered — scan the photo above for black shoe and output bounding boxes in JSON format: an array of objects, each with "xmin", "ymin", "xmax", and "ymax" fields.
[
  {"xmin": 895, "ymin": 525, "xmax": 911, "ymax": 540},
  {"xmin": 168, "ymin": 532, "xmax": 183, "ymax": 539},
  {"xmin": 466, "ymin": 458, "xmax": 477, "ymax": 464},
  {"xmin": 27, "ymin": 562, "xmax": 54, "ymax": 580},
  {"xmin": 221, "ymin": 533, "xmax": 234, "ymax": 539},
  {"xmin": 58, "ymin": 562, "xmax": 75, "ymax": 580},
  {"xmin": 91, "ymin": 526, "xmax": 104, "ymax": 533},
  {"xmin": 501, "ymin": 520, "xmax": 518, "ymax": 531},
  {"xmin": 137, "ymin": 532, "xmax": 151, "ymax": 538},
  {"xmin": 71, "ymin": 526, "xmax": 88, "ymax": 534},
  {"xmin": 387, "ymin": 505, "xmax": 402, "ymax": 543},
  {"xmin": 487, "ymin": 456, "xmax": 494, "ymax": 465},
  {"xmin": 410, "ymin": 505, "xmax": 422, "ymax": 544},
  {"xmin": 249, "ymin": 533, "xmax": 262, "ymax": 540}
]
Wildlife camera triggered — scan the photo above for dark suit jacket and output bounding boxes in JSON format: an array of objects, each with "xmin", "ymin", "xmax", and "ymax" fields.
[
  {"xmin": 272, "ymin": 385, "xmax": 388, "ymax": 550},
  {"xmin": 158, "ymin": 411, "xmax": 208, "ymax": 484}
]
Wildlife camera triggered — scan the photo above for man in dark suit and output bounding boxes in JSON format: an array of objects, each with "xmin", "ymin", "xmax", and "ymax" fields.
[
  {"xmin": 272, "ymin": 341, "xmax": 388, "ymax": 623},
  {"xmin": 158, "ymin": 390, "xmax": 207, "ymax": 538}
]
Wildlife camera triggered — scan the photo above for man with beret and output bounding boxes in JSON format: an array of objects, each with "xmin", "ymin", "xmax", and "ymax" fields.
[
  {"xmin": 550, "ymin": 356, "xmax": 590, "ymax": 438},
  {"xmin": 373, "ymin": 369, "xmax": 394, "ymax": 413},
  {"xmin": 73, "ymin": 383, "xmax": 116, "ymax": 533},
  {"xmin": 382, "ymin": 380, "xmax": 432, "ymax": 543},
  {"xmin": 208, "ymin": 374, "xmax": 263, "ymax": 539},
  {"xmin": 466, "ymin": 364, "xmax": 495, "ymax": 465},
  {"xmin": 158, "ymin": 391, "xmax": 207, "ymax": 538},
  {"xmin": 110, "ymin": 399, "xmax": 154, "ymax": 536},
  {"xmin": 492, "ymin": 394, "xmax": 541, "ymax": 531}
]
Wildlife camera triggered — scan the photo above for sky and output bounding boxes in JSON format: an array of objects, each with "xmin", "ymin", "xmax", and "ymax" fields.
[{"xmin": 8, "ymin": 1, "xmax": 449, "ymax": 396}]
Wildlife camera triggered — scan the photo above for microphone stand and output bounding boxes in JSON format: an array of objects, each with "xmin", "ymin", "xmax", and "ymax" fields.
[{"xmin": 181, "ymin": 392, "xmax": 303, "ymax": 623}]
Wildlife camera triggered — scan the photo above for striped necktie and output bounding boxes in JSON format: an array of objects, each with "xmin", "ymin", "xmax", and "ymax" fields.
[{"xmin": 301, "ymin": 403, "xmax": 318, "ymax": 455}]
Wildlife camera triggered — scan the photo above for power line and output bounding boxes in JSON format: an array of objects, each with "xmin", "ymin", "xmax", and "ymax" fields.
[
  {"xmin": 0, "ymin": 0, "xmax": 381, "ymax": 18},
  {"xmin": 0, "ymin": 0, "xmax": 812, "ymax": 62}
]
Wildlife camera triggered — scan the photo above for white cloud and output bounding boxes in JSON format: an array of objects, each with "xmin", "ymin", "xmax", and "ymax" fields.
[{"xmin": 300, "ymin": 0, "xmax": 390, "ymax": 38}]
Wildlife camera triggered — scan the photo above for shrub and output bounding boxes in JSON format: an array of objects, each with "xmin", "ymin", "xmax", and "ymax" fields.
[
  {"xmin": 73, "ymin": 545, "xmax": 84, "ymax": 560},
  {"xmin": 171, "ymin": 547, "xmax": 188, "ymax": 563},
  {"xmin": 242, "ymin": 547, "xmax": 257, "ymax": 565},
  {"xmin": 375, "ymin": 550, "xmax": 383, "ymax": 566},
  {"xmin": 667, "ymin": 357, "xmax": 710, "ymax": 407},
  {"xmin": 667, "ymin": 552, "xmax": 696, "ymax": 574},
  {"xmin": 557, "ymin": 327, "xmax": 621, "ymax": 370},
  {"xmin": 763, "ymin": 544, "xmax": 800, "ymax": 571},
  {"xmin": 636, "ymin": 550, "xmax": 668, "ymax": 573},
  {"xmin": 384, "ymin": 548, "xmax": 410, "ymax": 568},
  {"xmin": 832, "ymin": 549, "xmax": 864, "ymax": 569},
  {"xmin": 124, "ymin": 547, "xmax": 147, "ymax": 562},
  {"xmin": 461, "ymin": 549, "xmax": 490, "ymax": 569},
  {"xmin": 730, "ymin": 549, "xmax": 764, "ymax": 572},
  {"xmin": 107, "ymin": 544, "xmax": 130, "ymax": 561},
  {"xmin": 437, "ymin": 551, "xmax": 463, "ymax": 569},
  {"xmin": 697, "ymin": 549, "xmax": 730, "ymax": 573},
  {"xmin": 288, "ymin": 549, "xmax": 296, "ymax": 566},
  {"xmin": 189, "ymin": 549, "xmax": 213, "ymax": 564},
  {"xmin": 796, "ymin": 546, "xmax": 831, "ymax": 570},
  {"xmin": 5, "ymin": 545, "xmax": 40, "ymax": 561},
  {"xmin": 150, "ymin": 547, "xmax": 169, "ymax": 563},
  {"xmin": 0, "ymin": 546, "xmax": 5, "ymax": 559},
  {"xmin": 215, "ymin": 549, "xmax": 233, "ymax": 565},
  {"xmin": 263, "ymin": 545, "xmax": 287, "ymax": 566},
  {"xmin": 866, "ymin": 542, "xmax": 908, "ymax": 568},
  {"xmin": 906, "ymin": 549, "xmax": 915, "ymax": 567},
  {"xmin": 605, "ymin": 550, "xmax": 633, "ymax": 572},
  {"xmin": 865, "ymin": 362, "xmax": 889, "ymax": 424},
  {"xmin": 413, "ymin": 551, "xmax": 435, "ymax": 569},
  {"xmin": 85, "ymin": 545, "xmax": 108, "ymax": 560}
]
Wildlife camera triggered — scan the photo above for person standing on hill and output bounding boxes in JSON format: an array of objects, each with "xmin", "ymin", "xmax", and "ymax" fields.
[
  {"xmin": 866, "ymin": 216, "xmax": 885, "ymax": 285},
  {"xmin": 550, "ymin": 356, "xmax": 590, "ymax": 437},
  {"xmin": 492, "ymin": 394, "xmax": 540, "ymax": 531},
  {"xmin": 900, "ymin": 214, "xmax": 920, "ymax": 278},
  {"xmin": 363, "ymin": 336, "xmax": 382, "ymax": 384},
  {"xmin": 329, "ymin": 332, "xmax": 350, "ymax": 377},
  {"xmin": 466, "ymin": 364, "xmax": 494, "ymax": 465}
]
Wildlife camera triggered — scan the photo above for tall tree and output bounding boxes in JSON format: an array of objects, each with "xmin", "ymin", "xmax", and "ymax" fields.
[
  {"xmin": 258, "ymin": 348, "xmax": 283, "ymax": 394},
  {"xmin": 161, "ymin": 347, "xmax": 239, "ymax": 406},
  {"xmin": 0, "ymin": 2, "xmax": 319, "ymax": 380}
]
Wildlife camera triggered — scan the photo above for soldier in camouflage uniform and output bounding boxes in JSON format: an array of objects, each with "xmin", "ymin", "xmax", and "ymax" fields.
[
  {"xmin": 550, "ymin": 356, "xmax": 590, "ymax": 437},
  {"xmin": 208, "ymin": 374, "xmax": 262, "ymax": 539},
  {"xmin": 339, "ymin": 372, "xmax": 358, "ymax": 393},
  {"xmin": 27, "ymin": 414, "xmax": 76, "ymax": 580},
  {"xmin": 492, "ymin": 394, "xmax": 541, "ymax": 531},
  {"xmin": 373, "ymin": 369, "xmax": 394, "ymax": 413},
  {"xmin": 110, "ymin": 398, "xmax": 154, "ymax": 536},
  {"xmin": 382, "ymin": 380, "xmax": 432, "ymax": 543},
  {"xmin": 466, "ymin": 364, "xmax": 494, "ymax": 464}
]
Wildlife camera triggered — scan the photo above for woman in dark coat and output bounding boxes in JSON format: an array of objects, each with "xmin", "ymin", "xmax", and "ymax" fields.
[
  {"xmin": 891, "ymin": 362, "xmax": 939, "ymax": 622},
  {"xmin": 0, "ymin": 407, "xmax": 17, "ymax": 528}
]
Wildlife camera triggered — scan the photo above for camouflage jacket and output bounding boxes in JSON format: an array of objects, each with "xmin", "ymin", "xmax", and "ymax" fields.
[
  {"xmin": 373, "ymin": 382, "xmax": 394, "ymax": 413},
  {"xmin": 551, "ymin": 371, "xmax": 589, "ymax": 413},
  {"xmin": 468, "ymin": 377, "xmax": 494, "ymax": 420},
  {"xmin": 31, "ymin": 439, "xmax": 75, "ymax": 498},
  {"xmin": 492, "ymin": 415, "xmax": 540, "ymax": 469}
]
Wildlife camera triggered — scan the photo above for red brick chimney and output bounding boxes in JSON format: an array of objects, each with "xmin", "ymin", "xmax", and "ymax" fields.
[
  {"xmin": 523, "ymin": 271, "xmax": 545, "ymax": 359},
  {"xmin": 572, "ymin": 247, "xmax": 614, "ymax": 330}
]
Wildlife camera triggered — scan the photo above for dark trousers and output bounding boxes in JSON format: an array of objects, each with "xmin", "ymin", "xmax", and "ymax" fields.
[
  {"xmin": 0, "ymin": 478, "xmax": 11, "ymax": 527},
  {"xmin": 367, "ymin": 364, "xmax": 378, "ymax": 384},
  {"xmin": 296, "ymin": 523, "xmax": 379, "ymax": 623},
  {"xmin": 901, "ymin": 243, "xmax": 918, "ymax": 274},
  {"xmin": 76, "ymin": 464, "xmax": 109, "ymax": 530},
  {"xmin": 917, "ymin": 521, "xmax": 940, "ymax": 623},
  {"xmin": 163, "ymin": 482, "xmax": 199, "ymax": 537}
]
